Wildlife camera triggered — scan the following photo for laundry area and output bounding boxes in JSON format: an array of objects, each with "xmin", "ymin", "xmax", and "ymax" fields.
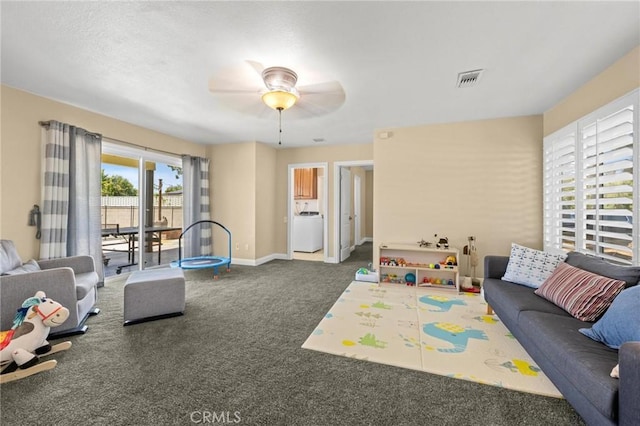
[{"xmin": 292, "ymin": 167, "xmax": 324, "ymax": 261}]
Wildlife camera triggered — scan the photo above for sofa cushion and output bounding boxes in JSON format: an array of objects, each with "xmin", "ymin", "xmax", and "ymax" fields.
[
  {"xmin": 535, "ymin": 262, "xmax": 625, "ymax": 322},
  {"xmin": 483, "ymin": 278, "xmax": 570, "ymax": 322},
  {"xmin": 0, "ymin": 240, "xmax": 23, "ymax": 274},
  {"xmin": 1, "ymin": 259, "xmax": 41, "ymax": 276},
  {"xmin": 518, "ymin": 310, "xmax": 619, "ymax": 421},
  {"xmin": 579, "ymin": 285, "xmax": 640, "ymax": 349},
  {"xmin": 502, "ymin": 243, "xmax": 567, "ymax": 288},
  {"xmin": 75, "ymin": 272, "xmax": 98, "ymax": 300},
  {"xmin": 565, "ymin": 251, "xmax": 640, "ymax": 288}
]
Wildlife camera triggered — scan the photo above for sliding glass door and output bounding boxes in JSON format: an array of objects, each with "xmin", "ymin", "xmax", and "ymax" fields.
[{"xmin": 101, "ymin": 141, "xmax": 182, "ymax": 277}]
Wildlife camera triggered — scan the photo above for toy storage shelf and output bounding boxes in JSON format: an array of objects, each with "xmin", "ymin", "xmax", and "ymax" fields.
[{"xmin": 378, "ymin": 243, "xmax": 460, "ymax": 292}]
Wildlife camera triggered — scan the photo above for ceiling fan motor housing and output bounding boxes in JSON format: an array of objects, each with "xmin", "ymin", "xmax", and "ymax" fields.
[{"xmin": 262, "ymin": 66, "xmax": 298, "ymax": 91}]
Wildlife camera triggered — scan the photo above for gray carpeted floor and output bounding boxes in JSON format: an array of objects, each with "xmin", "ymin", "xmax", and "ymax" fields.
[{"xmin": 0, "ymin": 243, "xmax": 585, "ymax": 425}]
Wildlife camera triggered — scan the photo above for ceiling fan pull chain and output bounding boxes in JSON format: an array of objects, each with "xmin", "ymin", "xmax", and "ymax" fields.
[{"xmin": 278, "ymin": 107, "xmax": 283, "ymax": 145}]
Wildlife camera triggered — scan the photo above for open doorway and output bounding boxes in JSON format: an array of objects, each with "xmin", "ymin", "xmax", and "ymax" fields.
[
  {"xmin": 334, "ymin": 160, "xmax": 374, "ymax": 263},
  {"xmin": 288, "ymin": 163, "xmax": 328, "ymax": 262}
]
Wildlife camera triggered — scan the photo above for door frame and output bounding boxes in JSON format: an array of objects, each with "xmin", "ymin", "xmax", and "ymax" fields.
[
  {"xmin": 354, "ymin": 174, "xmax": 362, "ymax": 246},
  {"xmin": 339, "ymin": 167, "xmax": 352, "ymax": 262},
  {"xmin": 333, "ymin": 160, "xmax": 374, "ymax": 263},
  {"xmin": 287, "ymin": 162, "xmax": 328, "ymax": 261}
]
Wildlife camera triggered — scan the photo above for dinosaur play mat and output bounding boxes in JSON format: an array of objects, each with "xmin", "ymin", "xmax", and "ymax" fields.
[{"xmin": 302, "ymin": 281, "xmax": 562, "ymax": 398}]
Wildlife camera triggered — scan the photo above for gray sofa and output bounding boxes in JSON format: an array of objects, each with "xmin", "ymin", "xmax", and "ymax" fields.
[
  {"xmin": 0, "ymin": 240, "xmax": 99, "ymax": 337},
  {"xmin": 483, "ymin": 252, "xmax": 640, "ymax": 426}
]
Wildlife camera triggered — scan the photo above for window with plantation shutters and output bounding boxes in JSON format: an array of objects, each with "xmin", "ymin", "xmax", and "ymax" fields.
[
  {"xmin": 544, "ymin": 89, "xmax": 639, "ymax": 265},
  {"xmin": 543, "ymin": 128, "xmax": 577, "ymax": 253}
]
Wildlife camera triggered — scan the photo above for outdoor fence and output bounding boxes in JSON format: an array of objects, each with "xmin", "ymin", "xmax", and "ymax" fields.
[{"xmin": 101, "ymin": 195, "xmax": 183, "ymax": 238}]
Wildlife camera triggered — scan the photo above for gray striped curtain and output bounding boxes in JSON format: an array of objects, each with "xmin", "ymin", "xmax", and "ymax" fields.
[
  {"xmin": 40, "ymin": 122, "xmax": 70, "ymax": 258},
  {"xmin": 40, "ymin": 121, "xmax": 104, "ymax": 282},
  {"xmin": 182, "ymin": 155, "xmax": 212, "ymax": 258}
]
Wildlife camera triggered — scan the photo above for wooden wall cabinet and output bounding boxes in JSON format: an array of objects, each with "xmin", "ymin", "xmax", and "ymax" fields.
[{"xmin": 294, "ymin": 168, "xmax": 317, "ymax": 200}]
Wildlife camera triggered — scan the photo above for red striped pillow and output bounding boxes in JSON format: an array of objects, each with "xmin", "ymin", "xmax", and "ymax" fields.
[{"xmin": 534, "ymin": 262, "xmax": 626, "ymax": 322}]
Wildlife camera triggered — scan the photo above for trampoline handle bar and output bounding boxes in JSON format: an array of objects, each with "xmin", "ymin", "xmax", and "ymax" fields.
[{"xmin": 177, "ymin": 220, "xmax": 232, "ymax": 266}]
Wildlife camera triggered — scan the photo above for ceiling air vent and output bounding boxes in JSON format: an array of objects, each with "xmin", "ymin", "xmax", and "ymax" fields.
[
  {"xmin": 312, "ymin": 138, "xmax": 325, "ymax": 143},
  {"xmin": 456, "ymin": 69, "xmax": 483, "ymax": 88}
]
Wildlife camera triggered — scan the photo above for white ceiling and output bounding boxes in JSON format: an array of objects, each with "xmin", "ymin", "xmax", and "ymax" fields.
[{"xmin": 1, "ymin": 1, "xmax": 639, "ymax": 148}]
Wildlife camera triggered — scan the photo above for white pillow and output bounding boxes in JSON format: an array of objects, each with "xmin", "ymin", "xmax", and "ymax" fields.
[{"xmin": 502, "ymin": 243, "xmax": 567, "ymax": 288}]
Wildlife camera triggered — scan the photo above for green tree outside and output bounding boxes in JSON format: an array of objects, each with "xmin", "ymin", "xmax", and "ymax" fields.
[{"xmin": 101, "ymin": 170, "xmax": 137, "ymax": 196}]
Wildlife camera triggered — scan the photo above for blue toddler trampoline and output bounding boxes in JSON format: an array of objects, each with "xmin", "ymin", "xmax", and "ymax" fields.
[{"xmin": 170, "ymin": 220, "xmax": 231, "ymax": 279}]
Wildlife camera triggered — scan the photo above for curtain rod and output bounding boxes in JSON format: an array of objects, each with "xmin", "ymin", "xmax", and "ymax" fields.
[
  {"xmin": 102, "ymin": 136, "xmax": 184, "ymax": 159},
  {"xmin": 39, "ymin": 120, "xmax": 184, "ymax": 158},
  {"xmin": 39, "ymin": 120, "xmax": 101, "ymax": 139}
]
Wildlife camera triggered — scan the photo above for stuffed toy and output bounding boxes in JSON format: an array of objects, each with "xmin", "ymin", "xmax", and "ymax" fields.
[{"xmin": 0, "ymin": 291, "xmax": 71, "ymax": 383}]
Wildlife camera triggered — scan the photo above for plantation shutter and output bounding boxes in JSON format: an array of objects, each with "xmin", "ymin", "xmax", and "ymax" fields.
[
  {"xmin": 543, "ymin": 89, "xmax": 638, "ymax": 265},
  {"xmin": 580, "ymin": 103, "xmax": 634, "ymax": 264},
  {"xmin": 543, "ymin": 128, "xmax": 577, "ymax": 252}
]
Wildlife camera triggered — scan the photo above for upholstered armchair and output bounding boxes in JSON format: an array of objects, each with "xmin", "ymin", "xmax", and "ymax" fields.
[{"xmin": 0, "ymin": 240, "xmax": 99, "ymax": 337}]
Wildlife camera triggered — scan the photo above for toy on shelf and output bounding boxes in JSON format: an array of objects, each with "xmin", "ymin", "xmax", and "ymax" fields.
[
  {"xmin": 417, "ymin": 239, "xmax": 432, "ymax": 248},
  {"xmin": 434, "ymin": 234, "xmax": 449, "ymax": 249},
  {"xmin": 380, "ymin": 257, "xmax": 408, "ymax": 267},
  {"xmin": 0, "ymin": 291, "xmax": 72, "ymax": 384},
  {"xmin": 405, "ymin": 273, "xmax": 416, "ymax": 286}
]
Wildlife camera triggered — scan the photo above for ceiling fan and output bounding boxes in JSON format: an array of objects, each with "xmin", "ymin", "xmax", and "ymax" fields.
[{"xmin": 208, "ymin": 61, "xmax": 346, "ymax": 144}]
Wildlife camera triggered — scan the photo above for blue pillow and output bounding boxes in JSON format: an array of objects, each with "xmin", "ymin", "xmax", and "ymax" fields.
[{"xmin": 579, "ymin": 285, "xmax": 640, "ymax": 349}]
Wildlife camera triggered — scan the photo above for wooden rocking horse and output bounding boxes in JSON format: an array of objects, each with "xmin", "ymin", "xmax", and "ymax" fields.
[{"xmin": 0, "ymin": 291, "xmax": 72, "ymax": 384}]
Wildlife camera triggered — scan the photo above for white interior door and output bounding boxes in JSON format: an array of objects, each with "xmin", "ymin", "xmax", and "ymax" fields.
[
  {"xmin": 354, "ymin": 174, "xmax": 361, "ymax": 246},
  {"xmin": 340, "ymin": 167, "xmax": 351, "ymax": 261}
]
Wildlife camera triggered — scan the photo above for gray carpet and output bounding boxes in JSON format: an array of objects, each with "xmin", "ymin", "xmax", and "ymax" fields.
[{"xmin": 0, "ymin": 243, "xmax": 585, "ymax": 425}]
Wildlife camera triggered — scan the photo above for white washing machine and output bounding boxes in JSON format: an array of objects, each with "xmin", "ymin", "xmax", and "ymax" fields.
[{"xmin": 293, "ymin": 213, "xmax": 323, "ymax": 252}]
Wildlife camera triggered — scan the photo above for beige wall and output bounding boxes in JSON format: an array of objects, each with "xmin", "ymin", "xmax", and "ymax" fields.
[
  {"xmin": 255, "ymin": 142, "xmax": 277, "ymax": 260},
  {"xmin": 0, "ymin": 85, "xmax": 206, "ymax": 261},
  {"xmin": 275, "ymin": 143, "xmax": 373, "ymax": 260},
  {"xmin": 209, "ymin": 142, "xmax": 257, "ymax": 261},
  {"xmin": 374, "ymin": 115, "xmax": 543, "ymax": 277},
  {"xmin": 209, "ymin": 141, "xmax": 278, "ymax": 263},
  {"xmin": 544, "ymin": 45, "xmax": 640, "ymax": 136}
]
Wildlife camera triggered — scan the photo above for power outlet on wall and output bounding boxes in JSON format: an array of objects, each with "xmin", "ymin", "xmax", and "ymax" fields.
[{"xmin": 235, "ymin": 243, "xmax": 240, "ymax": 250}]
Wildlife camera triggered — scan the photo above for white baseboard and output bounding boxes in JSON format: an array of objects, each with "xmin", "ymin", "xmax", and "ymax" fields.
[{"xmin": 231, "ymin": 253, "xmax": 288, "ymax": 267}]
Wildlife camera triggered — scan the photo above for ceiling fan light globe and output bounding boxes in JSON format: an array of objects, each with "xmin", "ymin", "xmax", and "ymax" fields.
[{"xmin": 262, "ymin": 90, "xmax": 299, "ymax": 111}]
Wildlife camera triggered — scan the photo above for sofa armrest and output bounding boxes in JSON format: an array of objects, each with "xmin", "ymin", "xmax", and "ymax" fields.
[
  {"xmin": 0, "ymin": 268, "xmax": 79, "ymax": 330},
  {"xmin": 619, "ymin": 341, "xmax": 640, "ymax": 426},
  {"xmin": 38, "ymin": 255, "xmax": 96, "ymax": 275},
  {"xmin": 484, "ymin": 255, "xmax": 509, "ymax": 279}
]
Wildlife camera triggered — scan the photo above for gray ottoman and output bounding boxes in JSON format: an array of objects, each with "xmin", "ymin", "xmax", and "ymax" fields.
[{"xmin": 124, "ymin": 268, "xmax": 185, "ymax": 325}]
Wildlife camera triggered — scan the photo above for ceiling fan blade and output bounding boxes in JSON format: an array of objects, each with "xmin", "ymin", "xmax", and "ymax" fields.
[
  {"xmin": 208, "ymin": 61, "xmax": 266, "ymax": 94},
  {"xmin": 287, "ymin": 81, "xmax": 346, "ymax": 119},
  {"xmin": 246, "ymin": 60, "xmax": 265, "ymax": 77},
  {"xmin": 297, "ymin": 80, "xmax": 344, "ymax": 95}
]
